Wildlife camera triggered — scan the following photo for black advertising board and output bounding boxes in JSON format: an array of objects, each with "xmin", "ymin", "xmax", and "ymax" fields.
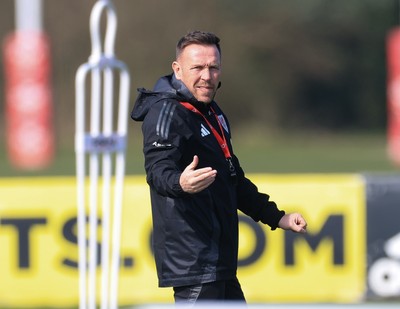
[{"xmin": 366, "ymin": 175, "xmax": 400, "ymax": 299}]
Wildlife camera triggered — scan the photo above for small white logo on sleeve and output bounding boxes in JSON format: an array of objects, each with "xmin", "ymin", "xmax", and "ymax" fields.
[{"xmin": 152, "ymin": 141, "xmax": 172, "ymax": 148}]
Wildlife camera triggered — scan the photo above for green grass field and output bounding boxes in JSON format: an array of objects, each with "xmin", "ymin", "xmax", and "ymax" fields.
[
  {"xmin": 0, "ymin": 131, "xmax": 399, "ymax": 177},
  {"xmin": 232, "ymin": 130, "xmax": 399, "ymax": 174}
]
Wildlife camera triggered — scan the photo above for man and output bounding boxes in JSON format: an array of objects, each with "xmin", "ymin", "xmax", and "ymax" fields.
[{"xmin": 131, "ymin": 31, "xmax": 307, "ymax": 304}]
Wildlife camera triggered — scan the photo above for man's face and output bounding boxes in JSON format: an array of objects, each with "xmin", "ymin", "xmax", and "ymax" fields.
[{"xmin": 172, "ymin": 44, "xmax": 221, "ymax": 104}]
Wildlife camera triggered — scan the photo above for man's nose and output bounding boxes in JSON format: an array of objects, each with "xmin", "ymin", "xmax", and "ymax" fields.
[{"xmin": 201, "ymin": 68, "xmax": 212, "ymax": 80}]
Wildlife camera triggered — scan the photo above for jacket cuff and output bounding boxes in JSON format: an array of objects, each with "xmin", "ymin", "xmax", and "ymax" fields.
[
  {"xmin": 270, "ymin": 210, "xmax": 286, "ymax": 230},
  {"xmin": 171, "ymin": 172, "xmax": 187, "ymax": 197},
  {"xmin": 259, "ymin": 206, "xmax": 285, "ymax": 230}
]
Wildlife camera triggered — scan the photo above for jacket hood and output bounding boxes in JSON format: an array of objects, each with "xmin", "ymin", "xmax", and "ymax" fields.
[{"xmin": 131, "ymin": 74, "xmax": 197, "ymax": 121}]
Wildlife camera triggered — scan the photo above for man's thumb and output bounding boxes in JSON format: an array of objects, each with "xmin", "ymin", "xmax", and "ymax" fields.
[{"xmin": 188, "ymin": 155, "xmax": 199, "ymax": 170}]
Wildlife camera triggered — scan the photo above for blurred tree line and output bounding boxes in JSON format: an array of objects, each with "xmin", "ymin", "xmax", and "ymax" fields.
[{"xmin": 0, "ymin": 0, "xmax": 398, "ymax": 147}]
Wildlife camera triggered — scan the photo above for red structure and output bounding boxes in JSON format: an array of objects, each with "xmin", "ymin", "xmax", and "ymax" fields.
[
  {"xmin": 386, "ymin": 28, "xmax": 400, "ymax": 166},
  {"xmin": 3, "ymin": 31, "xmax": 54, "ymax": 169}
]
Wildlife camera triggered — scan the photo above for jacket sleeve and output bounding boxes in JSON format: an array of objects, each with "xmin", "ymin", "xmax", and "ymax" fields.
[
  {"xmin": 233, "ymin": 155, "xmax": 285, "ymax": 230},
  {"xmin": 141, "ymin": 100, "xmax": 188, "ymax": 198}
]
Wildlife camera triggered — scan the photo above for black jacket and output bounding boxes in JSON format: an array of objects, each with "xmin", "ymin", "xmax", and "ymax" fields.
[{"xmin": 131, "ymin": 74, "xmax": 285, "ymax": 287}]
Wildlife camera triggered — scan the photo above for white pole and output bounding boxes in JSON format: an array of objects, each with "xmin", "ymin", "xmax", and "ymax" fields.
[
  {"xmin": 15, "ymin": 0, "xmax": 42, "ymax": 31},
  {"xmin": 75, "ymin": 1, "xmax": 130, "ymax": 309},
  {"xmin": 88, "ymin": 67, "xmax": 101, "ymax": 309},
  {"xmin": 75, "ymin": 64, "xmax": 90, "ymax": 309},
  {"xmin": 100, "ymin": 66, "xmax": 113, "ymax": 309},
  {"xmin": 110, "ymin": 68, "xmax": 130, "ymax": 309}
]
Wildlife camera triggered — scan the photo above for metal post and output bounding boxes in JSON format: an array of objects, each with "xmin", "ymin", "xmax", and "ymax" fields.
[
  {"xmin": 75, "ymin": 1, "xmax": 130, "ymax": 309},
  {"xmin": 15, "ymin": 0, "xmax": 43, "ymax": 31}
]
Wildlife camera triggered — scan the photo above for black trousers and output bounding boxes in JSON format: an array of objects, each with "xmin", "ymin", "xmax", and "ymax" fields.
[{"xmin": 173, "ymin": 277, "xmax": 246, "ymax": 305}]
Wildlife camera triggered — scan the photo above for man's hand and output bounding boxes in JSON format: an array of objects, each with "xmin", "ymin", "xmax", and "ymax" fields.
[
  {"xmin": 180, "ymin": 155, "xmax": 217, "ymax": 194},
  {"xmin": 278, "ymin": 213, "xmax": 307, "ymax": 233}
]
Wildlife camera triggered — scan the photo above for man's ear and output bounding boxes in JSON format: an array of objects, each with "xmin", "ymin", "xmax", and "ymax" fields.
[{"xmin": 172, "ymin": 61, "xmax": 182, "ymax": 80}]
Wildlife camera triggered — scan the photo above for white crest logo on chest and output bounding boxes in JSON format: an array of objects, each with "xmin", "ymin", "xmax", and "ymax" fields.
[{"xmin": 217, "ymin": 115, "xmax": 229, "ymax": 133}]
